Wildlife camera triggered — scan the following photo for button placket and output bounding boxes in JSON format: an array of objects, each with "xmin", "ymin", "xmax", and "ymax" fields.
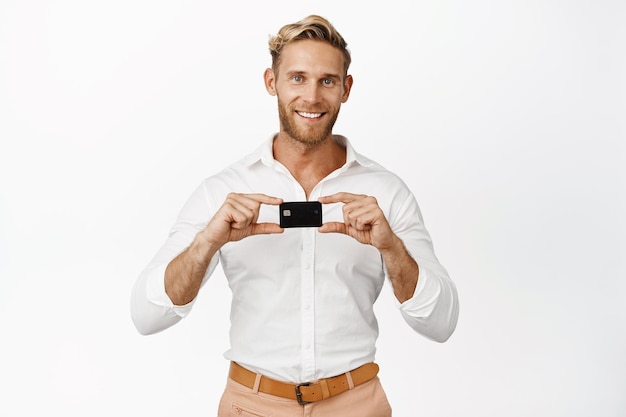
[{"xmin": 300, "ymin": 226, "xmax": 316, "ymax": 381}]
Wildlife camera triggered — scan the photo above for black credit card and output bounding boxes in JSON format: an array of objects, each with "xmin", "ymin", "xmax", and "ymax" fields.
[{"xmin": 279, "ymin": 201, "xmax": 322, "ymax": 228}]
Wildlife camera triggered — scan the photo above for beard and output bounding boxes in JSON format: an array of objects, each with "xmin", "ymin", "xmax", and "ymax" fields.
[{"xmin": 277, "ymin": 98, "xmax": 340, "ymax": 148}]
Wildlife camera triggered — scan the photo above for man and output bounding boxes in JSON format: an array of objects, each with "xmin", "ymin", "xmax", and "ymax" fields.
[{"xmin": 131, "ymin": 15, "xmax": 459, "ymax": 416}]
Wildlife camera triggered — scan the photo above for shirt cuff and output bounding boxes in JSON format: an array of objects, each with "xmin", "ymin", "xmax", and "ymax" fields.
[
  {"xmin": 396, "ymin": 267, "xmax": 441, "ymax": 317},
  {"xmin": 145, "ymin": 263, "xmax": 195, "ymax": 318}
]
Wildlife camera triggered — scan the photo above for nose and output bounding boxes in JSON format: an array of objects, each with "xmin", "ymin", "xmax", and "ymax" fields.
[{"xmin": 302, "ymin": 82, "xmax": 322, "ymax": 104}]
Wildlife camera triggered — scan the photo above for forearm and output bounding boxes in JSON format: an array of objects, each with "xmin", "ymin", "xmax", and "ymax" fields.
[
  {"xmin": 398, "ymin": 269, "xmax": 459, "ymax": 342},
  {"xmin": 131, "ymin": 230, "xmax": 221, "ymax": 335},
  {"xmin": 381, "ymin": 233, "xmax": 459, "ymax": 343},
  {"xmin": 380, "ymin": 236, "xmax": 419, "ymax": 303},
  {"xmin": 165, "ymin": 232, "xmax": 220, "ymax": 305},
  {"xmin": 131, "ymin": 268, "xmax": 186, "ymax": 335}
]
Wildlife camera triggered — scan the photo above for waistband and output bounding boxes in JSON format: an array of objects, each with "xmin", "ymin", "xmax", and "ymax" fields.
[{"xmin": 228, "ymin": 361, "xmax": 380, "ymax": 405}]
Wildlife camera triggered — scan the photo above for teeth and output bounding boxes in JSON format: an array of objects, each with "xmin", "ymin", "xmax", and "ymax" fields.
[{"xmin": 298, "ymin": 111, "xmax": 322, "ymax": 119}]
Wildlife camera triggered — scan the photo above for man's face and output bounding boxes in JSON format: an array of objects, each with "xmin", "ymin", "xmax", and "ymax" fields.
[{"xmin": 265, "ymin": 40, "xmax": 353, "ymax": 147}]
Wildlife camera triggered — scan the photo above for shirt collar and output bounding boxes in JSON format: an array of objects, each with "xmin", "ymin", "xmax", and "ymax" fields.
[{"xmin": 243, "ymin": 134, "xmax": 375, "ymax": 169}]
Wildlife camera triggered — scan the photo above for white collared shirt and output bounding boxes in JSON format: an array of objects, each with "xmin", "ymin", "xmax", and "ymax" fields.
[{"xmin": 131, "ymin": 135, "xmax": 459, "ymax": 383}]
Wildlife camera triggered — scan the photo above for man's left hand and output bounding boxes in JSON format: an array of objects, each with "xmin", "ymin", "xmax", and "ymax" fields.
[{"xmin": 318, "ymin": 192, "xmax": 395, "ymax": 251}]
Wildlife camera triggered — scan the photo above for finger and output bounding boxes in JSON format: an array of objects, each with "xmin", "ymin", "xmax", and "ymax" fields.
[
  {"xmin": 251, "ymin": 222, "xmax": 285, "ymax": 236},
  {"xmin": 318, "ymin": 192, "xmax": 365, "ymax": 205},
  {"xmin": 223, "ymin": 197, "xmax": 258, "ymax": 227},
  {"xmin": 343, "ymin": 204, "xmax": 379, "ymax": 230},
  {"xmin": 244, "ymin": 193, "xmax": 283, "ymax": 206},
  {"xmin": 225, "ymin": 193, "xmax": 281, "ymax": 226},
  {"xmin": 226, "ymin": 193, "xmax": 283, "ymax": 209},
  {"xmin": 228, "ymin": 208, "xmax": 256, "ymax": 229},
  {"xmin": 319, "ymin": 222, "xmax": 372, "ymax": 246},
  {"xmin": 318, "ymin": 222, "xmax": 347, "ymax": 234}
]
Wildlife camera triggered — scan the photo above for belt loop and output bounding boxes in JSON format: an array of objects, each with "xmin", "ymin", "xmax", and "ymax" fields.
[
  {"xmin": 252, "ymin": 373, "xmax": 262, "ymax": 394},
  {"xmin": 320, "ymin": 379, "xmax": 331, "ymax": 400},
  {"xmin": 345, "ymin": 371, "xmax": 355, "ymax": 390}
]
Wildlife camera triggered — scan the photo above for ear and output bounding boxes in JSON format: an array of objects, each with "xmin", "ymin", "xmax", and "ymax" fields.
[
  {"xmin": 341, "ymin": 74, "xmax": 354, "ymax": 103},
  {"xmin": 264, "ymin": 68, "xmax": 277, "ymax": 96}
]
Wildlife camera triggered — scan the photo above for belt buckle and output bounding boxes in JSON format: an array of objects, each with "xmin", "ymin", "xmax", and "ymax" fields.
[{"xmin": 295, "ymin": 382, "xmax": 311, "ymax": 405}]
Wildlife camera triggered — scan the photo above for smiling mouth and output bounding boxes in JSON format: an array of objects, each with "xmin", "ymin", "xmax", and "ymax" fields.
[{"xmin": 296, "ymin": 111, "xmax": 324, "ymax": 119}]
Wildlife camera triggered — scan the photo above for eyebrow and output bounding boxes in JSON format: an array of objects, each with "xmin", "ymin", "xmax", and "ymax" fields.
[{"xmin": 286, "ymin": 70, "xmax": 342, "ymax": 81}]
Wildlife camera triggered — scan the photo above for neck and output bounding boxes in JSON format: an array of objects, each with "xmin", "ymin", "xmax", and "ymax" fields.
[{"xmin": 273, "ymin": 133, "xmax": 346, "ymax": 198}]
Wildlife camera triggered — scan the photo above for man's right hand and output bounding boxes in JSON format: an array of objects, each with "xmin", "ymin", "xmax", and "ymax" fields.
[
  {"xmin": 198, "ymin": 193, "xmax": 284, "ymax": 248},
  {"xmin": 165, "ymin": 193, "xmax": 283, "ymax": 305}
]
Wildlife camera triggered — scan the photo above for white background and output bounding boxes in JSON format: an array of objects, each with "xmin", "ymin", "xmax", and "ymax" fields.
[{"xmin": 1, "ymin": 1, "xmax": 625, "ymax": 416}]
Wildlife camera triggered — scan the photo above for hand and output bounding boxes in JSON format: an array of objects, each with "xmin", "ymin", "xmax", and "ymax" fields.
[
  {"xmin": 199, "ymin": 193, "xmax": 284, "ymax": 248},
  {"xmin": 318, "ymin": 192, "xmax": 396, "ymax": 251}
]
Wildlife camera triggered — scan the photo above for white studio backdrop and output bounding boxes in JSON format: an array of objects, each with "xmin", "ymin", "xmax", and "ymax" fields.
[{"xmin": 1, "ymin": 1, "xmax": 625, "ymax": 416}]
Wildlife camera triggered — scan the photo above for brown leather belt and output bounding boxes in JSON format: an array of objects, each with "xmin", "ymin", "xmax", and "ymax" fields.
[{"xmin": 229, "ymin": 361, "xmax": 379, "ymax": 405}]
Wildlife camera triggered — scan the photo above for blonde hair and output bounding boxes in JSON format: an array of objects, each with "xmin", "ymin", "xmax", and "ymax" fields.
[{"xmin": 268, "ymin": 15, "xmax": 351, "ymax": 77}]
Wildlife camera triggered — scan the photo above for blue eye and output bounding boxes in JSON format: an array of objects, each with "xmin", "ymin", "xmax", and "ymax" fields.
[
  {"xmin": 292, "ymin": 75, "xmax": 303, "ymax": 82},
  {"xmin": 322, "ymin": 79, "xmax": 334, "ymax": 86}
]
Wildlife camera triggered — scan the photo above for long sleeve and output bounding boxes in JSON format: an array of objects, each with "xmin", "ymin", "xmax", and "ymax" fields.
[
  {"xmin": 389, "ymin": 191, "xmax": 459, "ymax": 342},
  {"xmin": 397, "ymin": 268, "xmax": 459, "ymax": 342},
  {"xmin": 130, "ymin": 183, "xmax": 220, "ymax": 335}
]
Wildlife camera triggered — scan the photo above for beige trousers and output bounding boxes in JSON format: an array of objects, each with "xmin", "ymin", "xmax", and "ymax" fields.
[{"xmin": 217, "ymin": 376, "xmax": 392, "ymax": 417}]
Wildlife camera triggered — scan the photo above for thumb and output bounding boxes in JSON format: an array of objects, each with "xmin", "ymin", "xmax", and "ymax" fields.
[
  {"xmin": 318, "ymin": 222, "xmax": 346, "ymax": 234},
  {"xmin": 251, "ymin": 222, "xmax": 285, "ymax": 236}
]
